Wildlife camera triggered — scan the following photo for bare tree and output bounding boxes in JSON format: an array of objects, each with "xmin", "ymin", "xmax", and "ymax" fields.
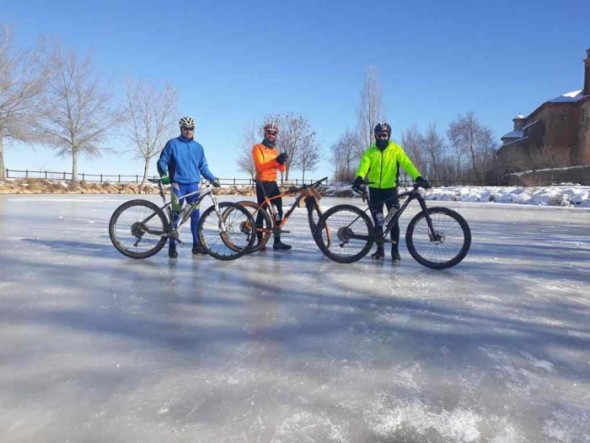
[
  {"xmin": 36, "ymin": 45, "xmax": 120, "ymax": 183},
  {"xmin": 124, "ymin": 79, "xmax": 177, "ymax": 188},
  {"xmin": 0, "ymin": 25, "xmax": 48, "ymax": 179},
  {"xmin": 447, "ymin": 112, "xmax": 495, "ymax": 182},
  {"xmin": 235, "ymin": 119, "xmax": 260, "ymax": 179},
  {"xmin": 264, "ymin": 113, "xmax": 314, "ymax": 182},
  {"xmin": 357, "ymin": 66, "xmax": 385, "ymax": 149},
  {"xmin": 293, "ymin": 130, "xmax": 320, "ymax": 182},
  {"xmin": 331, "ymin": 129, "xmax": 362, "ymax": 182},
  {"xmin": 447, "ymin": 118, "xmax": 469, "ymax": 180},
  {"xmin": 422, "ymin": 123, "xmax": 445, "ymax": 183},
  {"xmin": 401, "ymin": 123, "xmax": 426, "ymax": 174}
]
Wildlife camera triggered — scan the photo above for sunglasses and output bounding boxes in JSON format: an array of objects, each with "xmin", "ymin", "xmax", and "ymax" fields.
[
  {"xmin": 182, "ymin": 127, "xmax": 195, "ymax": 131},
  {"xmin": 265, "ymin": 131, "xmax": 277, "ymax": 136},
  {"xmin": 376, "ymin": 133, "xmax": 389, "ymax": 139}
]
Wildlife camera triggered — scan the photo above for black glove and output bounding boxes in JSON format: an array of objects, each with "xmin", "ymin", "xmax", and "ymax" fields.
[
  {"xmin": 211, "ymin": 179, "xmax": 221, "ymax": 188},
  {"xmin": 415, "ymin": 176, "xmax": 431, "ymax": 189},
  {"xmin": 276, "ymin": 153, "xmax": 288, "ymax": 165},
  {"xmin": 352, "ymin": 176, "xmax": 364, "ymax": 193}
]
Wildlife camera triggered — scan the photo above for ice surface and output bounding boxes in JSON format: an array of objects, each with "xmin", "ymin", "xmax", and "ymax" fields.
[{"xmin": 0, "ymin": 195, "xmax": 588, "ymax": 442}]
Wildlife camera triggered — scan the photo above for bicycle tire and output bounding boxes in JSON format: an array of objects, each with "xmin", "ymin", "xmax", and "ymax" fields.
[
  {"xmin": 198, "ymin": 202, "xmax": 256, "ymax": 260},
  {"xmin": 109, "ymin": 199, "xmax": 169, "ymax": 259},
  {"xmin": 306, "ymin": 198, "xmax": 331, "ymax": 249},
  {"xmin": 405, "ymin": 207, "xmax": 471, "ymax": 269},
  {"xmin": 316, "ymin": 204, "xmax": 374, "ymax": 263},
  {"xmin": 236, "ymin": 200, "xmax": 273, "ymax": 252}
]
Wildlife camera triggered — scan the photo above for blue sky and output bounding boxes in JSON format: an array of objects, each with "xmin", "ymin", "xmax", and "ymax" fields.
[{"xmin": 3, "ymin": 0, "xmax": 590, "ymax": 180}]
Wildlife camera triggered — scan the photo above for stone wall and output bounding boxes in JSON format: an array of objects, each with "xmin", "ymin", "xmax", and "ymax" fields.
[
  {"xmin": 0, "ymin": 179, "xmax": 257, "ymax": 196},
  {"xmin": 508, "ymin": 165, "xmax": 590, "ymax": 186},
  {"xmin": 0, "ymin": 178, "xmax": 328, "ymax": 197}
]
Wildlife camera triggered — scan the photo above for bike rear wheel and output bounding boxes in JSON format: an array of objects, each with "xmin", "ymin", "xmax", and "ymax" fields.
[
  {"xmin": 406, "ymin": 207, "xmax": 471, "ymax": 269},
  {"xmin": 316, "ymin": 204, "xmax": 374, "ymax": 263},
  {"xmin": 236, "ymin": 200, "xmax": 273, "ymax": 252},
  {"xmin": 198, "ymin": 202, "xmax": 256, "ymax": 260},
  {"xmin": 109, "ymin": 199, "xmax": 169, "ymax": 259},
  {"xmin": 306, "ymin": 197, "xmax": 331, "ymax": 249}
]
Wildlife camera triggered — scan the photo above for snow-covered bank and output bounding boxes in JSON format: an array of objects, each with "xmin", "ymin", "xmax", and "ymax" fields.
[
  {"xmin": 2, "ymin": 177, "xmax": 589, "ymax": 207},
  {"xmin": 326, "ymin": 184, "xmax": 590, "ymax": 208}
]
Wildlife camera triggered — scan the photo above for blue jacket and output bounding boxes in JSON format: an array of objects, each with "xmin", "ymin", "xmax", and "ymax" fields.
[{"xmin": 157, "ymin": 136, "xmax": 217, "ymax": 184}]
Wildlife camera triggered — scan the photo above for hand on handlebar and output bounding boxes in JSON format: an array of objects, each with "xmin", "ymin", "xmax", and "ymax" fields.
[
  {"xmin": 415, "ymin": 176, "xmax": 431, "ymax": 189},
  {"xmin": 352, "ymin": 176, "xmax": 364, "ymax": 193}
]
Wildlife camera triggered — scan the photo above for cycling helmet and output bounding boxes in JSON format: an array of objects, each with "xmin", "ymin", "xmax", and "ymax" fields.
[
  {"xmin": 264, "ymin": 122, "xmax": 279, "ymax": 134},
  {"xmin": 179, "ymin": 116, "xmax": 195, "ymax": 128},
  {"xmin": 374, "ymin": 122, "xmax": 391, "ymax": 135}
]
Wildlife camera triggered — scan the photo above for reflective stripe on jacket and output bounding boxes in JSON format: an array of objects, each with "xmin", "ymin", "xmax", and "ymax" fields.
[
  {"xmin": 252, "ymin": 143, "xmax": 286, "ymax": 182},
  {"xmin": 355, "ymin": 140, "xmax": 421, "ymax": 189}
]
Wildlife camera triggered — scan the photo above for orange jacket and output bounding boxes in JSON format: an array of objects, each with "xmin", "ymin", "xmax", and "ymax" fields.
[{"xmin": 252, "ymin": 143, "xmax": 286, "ymax": 181}]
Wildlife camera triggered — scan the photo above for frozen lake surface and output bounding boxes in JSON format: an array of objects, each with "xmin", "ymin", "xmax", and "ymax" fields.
[{"xmin": 0, "ymin": 194, "xmax": 589, "ymax": 442}]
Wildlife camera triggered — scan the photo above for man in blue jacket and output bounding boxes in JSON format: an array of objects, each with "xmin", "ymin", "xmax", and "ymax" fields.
[{"xmin": 158, "ymin": 116, "xmax": 220, "ymax": 258}]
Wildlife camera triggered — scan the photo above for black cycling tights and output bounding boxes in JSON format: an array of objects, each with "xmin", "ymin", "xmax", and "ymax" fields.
[
  {"xmin": 256, "ymin": 181, "xmax": 283, "ymax": 240},
  {"xmin": 368, "ymin": 187, "xmax": 400, "ymax": 249}
]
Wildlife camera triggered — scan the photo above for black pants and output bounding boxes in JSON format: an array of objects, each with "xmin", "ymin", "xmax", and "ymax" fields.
[
  {"xmin": 368, "ymin": 187, "xmax": 400, "ymax": 250},
  {"xmin": 255, "ymin": 181, "xmax": 283, "ymax": 240}
]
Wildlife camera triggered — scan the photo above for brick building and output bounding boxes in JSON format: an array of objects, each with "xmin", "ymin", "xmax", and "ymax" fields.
[{"xmin": 497, "ymin": 49, "xmax": 590, "ymax": 174}]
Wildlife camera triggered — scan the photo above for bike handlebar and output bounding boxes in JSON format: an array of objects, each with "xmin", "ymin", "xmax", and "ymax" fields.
[{"xmin": 147, "ymin": 177, "xmax": 214, "ymax": 188}]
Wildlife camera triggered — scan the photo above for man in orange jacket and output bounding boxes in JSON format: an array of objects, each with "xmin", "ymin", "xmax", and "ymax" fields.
[{"xmin": 252, "ymin": 122, "xmax": 291, "ymax": 251}]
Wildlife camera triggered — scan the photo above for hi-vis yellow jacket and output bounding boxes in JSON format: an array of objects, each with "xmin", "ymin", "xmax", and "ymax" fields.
[{"xmin": 355, "ymin": 140, "xmax": 421, "ymax": 189}]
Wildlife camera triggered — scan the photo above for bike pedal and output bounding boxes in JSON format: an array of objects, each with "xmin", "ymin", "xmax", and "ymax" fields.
[{"xmin": 279, "ymin": 230, "xmax": 291, "ymax": 234}]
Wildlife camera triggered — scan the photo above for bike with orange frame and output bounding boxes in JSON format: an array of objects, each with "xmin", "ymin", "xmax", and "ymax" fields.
[{"xmin": 237, "ymin": 177, "xmax": 331, "ymax": 252}]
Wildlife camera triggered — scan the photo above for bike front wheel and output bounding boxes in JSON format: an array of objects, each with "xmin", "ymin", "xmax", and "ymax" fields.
[
  {"xmin": 316, "ymin": 204, "xmax": 374, "ymax": 263},
  {"xmin": 406, "ymin": 207, "xmax": 471, "ymax": 269},
  {"xmin": 236, "ymin": 200, "xmax": 273, "ymax": 252},
  {"xmin": 198, "ymin": 202, "xmax": 256, "ymax": 260},
  {"xmin": 109, "ymin": 199, "xmax": 169, "ymax": 259}
]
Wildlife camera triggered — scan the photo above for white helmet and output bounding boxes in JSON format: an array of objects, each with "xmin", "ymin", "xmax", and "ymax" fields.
[{"xmin": 179, "ymin": 116, "xmax": 195, "ymax": 128}]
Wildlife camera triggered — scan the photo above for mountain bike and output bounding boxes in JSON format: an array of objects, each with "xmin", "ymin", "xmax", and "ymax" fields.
[
  {"xmin": 109, "ymin": 179, "xmax": 256, "ymax": 260},
  {"xmin": 315, "ymin": 180, "xmax": 471, "ymax": 269},
  {"xmin": 235, "ymin": 177, "xmax": 331, "ymax": 252}
]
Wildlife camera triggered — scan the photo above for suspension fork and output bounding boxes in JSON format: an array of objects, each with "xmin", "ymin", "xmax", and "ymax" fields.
[
  {"xmin": 209, "ymin": 193, "xmax": 228, "ymax": 232},
  {"xmin": 154, "ymin": 181, "xmax": 176, "ymax": 225},
  {"xmin": 414, "ymin": 194, "xmax": 437, "ymax": 236}
]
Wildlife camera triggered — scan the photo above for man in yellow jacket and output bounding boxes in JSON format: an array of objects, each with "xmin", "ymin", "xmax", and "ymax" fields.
[{"xmin": 353, "ymin": 122, "xmax": 430, "ymax": 264}]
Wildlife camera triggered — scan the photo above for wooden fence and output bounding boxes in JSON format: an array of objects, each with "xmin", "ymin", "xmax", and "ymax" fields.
[{"xmin": 4, "ymin": 169, "xmax": 336, "ymax": 187}]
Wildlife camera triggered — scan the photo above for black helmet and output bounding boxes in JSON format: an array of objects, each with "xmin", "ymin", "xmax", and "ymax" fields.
[{"xmin": 374, "ymin": 122, "xmax": 391, "ymax": 135}]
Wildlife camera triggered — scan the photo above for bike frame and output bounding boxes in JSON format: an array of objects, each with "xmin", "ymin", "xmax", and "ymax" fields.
[
  {"xmin": 352, "ymin": 184, "xmax": 435, "ymax": 244},
  {"xmin": 256, "ymin": 177, "xmax": 328, "ymax": 231},
  {"xmin": 141, "ymin": 179, "xmax": 226, "ymax": 242}
]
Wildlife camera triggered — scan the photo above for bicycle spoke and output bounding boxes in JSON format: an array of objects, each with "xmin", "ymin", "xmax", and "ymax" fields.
[
  {"xmin": 199, "ymin": 202, "xmax": 255, "ymax": 260},
  {"xmin": 407, "ymin": 208, "xmax": 470, "ymax": 269},
  {"xmin": 109, "ymin": 200, "xmax": 168, "ymax": 259},
  {"xmin": 317, "ymin": 205, "xmax": 373, "ymax": 263}
]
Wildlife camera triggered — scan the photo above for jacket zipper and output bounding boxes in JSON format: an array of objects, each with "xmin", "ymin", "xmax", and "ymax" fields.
[{"xmin": 379, "ymin": 149, "xmax": 384, "ymax": 188}]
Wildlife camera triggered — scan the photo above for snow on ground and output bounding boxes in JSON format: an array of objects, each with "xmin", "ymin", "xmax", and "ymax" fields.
[
  {"xmin": 0, "ymin": 195, "xmax": 589, "ymax": 442},
  {"xmin": 326, "ymin": 184, "xmax": 590, "ymax": 207}
]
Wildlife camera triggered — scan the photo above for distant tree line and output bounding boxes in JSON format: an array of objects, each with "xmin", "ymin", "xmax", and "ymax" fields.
[
  {"xmin": 3, "ymin": 23, "xmax": 508, "ymax": 187},
  {"xmin": 329, "ymin": 67, "xmax": 501, "ymax": 186},
  {"xmin": 0, "ymin": 24, "xmax": 178, "ymax": 187}
]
